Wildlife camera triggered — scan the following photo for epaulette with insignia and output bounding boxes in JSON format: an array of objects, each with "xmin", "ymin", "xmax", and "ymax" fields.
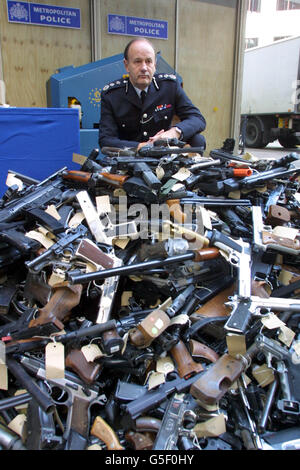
[
  {"xmin": 102, "ymin": 78, "xmax": 128, "ymax": 93},
  {"xmin": 156, "ymin": 73, "xmax": 177, "ymax": 81}
]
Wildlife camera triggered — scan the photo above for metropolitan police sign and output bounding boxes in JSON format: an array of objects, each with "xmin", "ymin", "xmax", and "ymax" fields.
[
  {"xmin": 7, "ymin": 1, "xmax": 81, "ymax": 29},
  {"xmin": 108, "ymin": 14, "xmax": 168, "ymax": 40}
]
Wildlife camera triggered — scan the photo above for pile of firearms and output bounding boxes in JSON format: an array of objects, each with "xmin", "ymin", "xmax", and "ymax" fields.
[{"xmin": 0, "ymin": 138, "xmax": 300, "ymax": 450}]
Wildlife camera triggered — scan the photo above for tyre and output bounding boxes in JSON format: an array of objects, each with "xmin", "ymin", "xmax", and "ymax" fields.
[
  {"xmin": 278, "ymin": 135, "xmax": 299, "ymax": 149},
  {"xmin": 245, "ymin": 117, "xmax": 267, "ymax": 148}
]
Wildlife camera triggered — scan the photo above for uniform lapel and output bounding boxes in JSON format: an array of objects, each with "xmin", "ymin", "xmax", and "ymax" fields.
[
  {"xmin": 125, "ymin": 82, "xmax": 143, "ymax": 109},
  {"xmin": 142, "ymin": 81, "xmax": 158, "ymax": 110}
]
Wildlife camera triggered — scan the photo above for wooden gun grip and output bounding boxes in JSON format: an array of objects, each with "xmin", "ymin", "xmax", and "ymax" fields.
[
  {"xmin": 125, "ymin": 431, "xmax": 153, "ymax": 450},
  {"xmin": 29, "ymin": 284, "xmax": 83, "ymax": 330},
  {"xmin": 193, "ymin": 247, "xmax": 220, "ymax": 262},
  {"xmin": 190, "ymin": 353, "xmax": 245, "ymax": 405},
  {"xmin": 262, "ymin": 231, "xmax": 300, "ymax": 251},
  {"xmin": 166, "ymin": 199, "xmax": 186, "ymax": 224},
  {"xmin": 91, "ymin": 416, "xmax": 124, "ymax": 450},
  {"xmin": 76, "ymin": 238, "xmax": 114, "ymax": 269},
  {"xmin": 63, "ymin": 170, "xmax": 91, "ymax": 183},
  {"xmin": 65, "ymin": 349, "xmax": 101, "ymax": 384},
  {"xmin": 266, "ymin": 205, "xmax": 290, "ymax": 226},
  {"xmin": 100, "ymin": 172, "xmax": 129, "ymax": 185},
  {"xmin": 251, "ymin": 280, "xmax": 270, "ymax": 298},
  {"xmin": 191, "ymin": 283, "xmax": 235, "ymax": 318},
  {"xmin": 170, "ymin": 340, "xmax": 203, "ymax": 378},
  {"xmin": 189, "ymin": 339, "xmax": 219, "ymax": 363}
]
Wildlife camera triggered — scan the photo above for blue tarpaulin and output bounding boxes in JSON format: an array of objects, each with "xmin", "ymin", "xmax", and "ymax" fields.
[{"xmin": 0, "ymin": 107, "xmax": 80, "ymax": 196}]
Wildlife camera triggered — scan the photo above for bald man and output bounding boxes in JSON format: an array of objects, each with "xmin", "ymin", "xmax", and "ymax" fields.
[{"xmin": 99, "ymin": 38, "xmax": 206, "ymax": 151}]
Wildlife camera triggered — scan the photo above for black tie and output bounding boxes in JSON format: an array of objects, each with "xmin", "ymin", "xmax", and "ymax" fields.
[{"xmin": 140, "ymin": 90, "xmax": 146, "ymax": 104}]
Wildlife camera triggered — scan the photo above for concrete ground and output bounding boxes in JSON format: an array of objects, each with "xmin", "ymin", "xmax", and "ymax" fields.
[{"xmin": 241, "ymin": 140, "xmax": 300, "ymax": 160}]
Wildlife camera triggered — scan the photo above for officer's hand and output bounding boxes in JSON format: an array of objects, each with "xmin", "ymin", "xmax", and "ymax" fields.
[
  {"xmin": 137, "ymin": 141, "xmax": 151, "ymax": 150},
  {"xmin": 151, "ymin": 128, "xmax": 181, "ymax": 142}
]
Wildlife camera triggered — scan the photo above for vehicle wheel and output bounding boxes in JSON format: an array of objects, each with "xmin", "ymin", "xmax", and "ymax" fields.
[
  {"xmin": 245, "ymin": 117, "xmax": 267, "ymax": 148},
  {"xmin": 278, "ymin": 136, "xmax": 299, "ymax": 149}
]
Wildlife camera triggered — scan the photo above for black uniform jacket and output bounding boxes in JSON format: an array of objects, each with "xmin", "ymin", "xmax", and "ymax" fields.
[{"xmin": 99, "ymin": 73, "xmax": 206, "ymax": 149}]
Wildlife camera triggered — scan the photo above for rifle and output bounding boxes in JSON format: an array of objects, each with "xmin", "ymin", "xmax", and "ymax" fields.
[
  {"xmin": 0, "ymin": 221, "xmax": 41, "ymax": 254},
  {"xmin": 62, "ymin": 170, "xmax": 129, "ymax": 189},
  {"xmin": 197, "ymin": 160, "xmax": 300, "ymax": 196},
  {"xmin": 0, "ymin": 167, "xmax": 68, "ymax": 223},
  {"xmin": 67, "ymin": 246, "xmax": 219, "ymax": 285}
]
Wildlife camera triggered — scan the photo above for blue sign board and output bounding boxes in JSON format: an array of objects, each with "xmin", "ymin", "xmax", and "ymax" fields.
[
  {"xmin": 7, "ymin": 1, "xmax": 80, "ymax": 29},
  {"xmin": 108, "ymin": 14, "xmax": 168, "ymax": 40}
]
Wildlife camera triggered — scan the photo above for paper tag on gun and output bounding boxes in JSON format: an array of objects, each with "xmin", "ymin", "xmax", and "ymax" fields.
[
  {"xmin": 0, "ymin": 340, "xmax": 7, "ymax": 390},
  {"xmin": 147, "ymin": 371, "xmax": 166, "ymax": 390},
  {"xmin": 261, "ymin": 313, "xmax": 285, "ymax": 329},
  {"xmin": 226, "ymin": 334, "xmax": 246, "ymax": 356},
  {"xmin": 26, "ymin": 230, "xmax": 55, "ymax": 249},
  {"xmin": 172, "ymin": 167, "xmax": 191, "ymax": 181},
  {"xmin": 156, "ymin": 356, "xmax": 175, "ymax": 375},
  {"xmin": 252, "ymin": 364, "xmax": 274, "ymax": 387},
  {"xmin": 45, "ymin": 342, "xmax": 65, "ymax": 379},
  {"xmin": 278, "ymin": 324, "xmax": 295, "ymax": 347},
  {"xmin": 5, "ymin": 173, "xmax": 24, "ymax": 190},
  {"xmin": 81, "ymin": 344, "xmax": 104, "ymax": 362},
  {"xmin": 193, "ymin": 414, "xmax": 227, "ymax": 437},
  {"xmin": 96, "ymin": 195, "xmax": 111, "ymax": 215}
]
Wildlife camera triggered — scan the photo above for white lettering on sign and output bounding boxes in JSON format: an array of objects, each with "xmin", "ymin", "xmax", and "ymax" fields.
[
  {"xmin": 134, "ymin": 26, "xmax": 160, "ymax": 36},
  {"xmin": 33, "ymin": 6, "xmax": 76, "ymax": 16},
  {"xmin": 40, "ymin": 15, "xmax": 71, "ymax": 24}
]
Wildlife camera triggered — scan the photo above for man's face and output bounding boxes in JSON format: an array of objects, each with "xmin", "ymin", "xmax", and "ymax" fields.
[{"xmin": 124, "ymin": 40, "xmax": 156, "ymax": 90}]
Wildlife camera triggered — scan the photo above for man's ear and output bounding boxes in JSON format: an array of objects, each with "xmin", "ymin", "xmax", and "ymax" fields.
[{"xmin": 123, "ymin": 58, "xmax": 129, "ymax": 72}]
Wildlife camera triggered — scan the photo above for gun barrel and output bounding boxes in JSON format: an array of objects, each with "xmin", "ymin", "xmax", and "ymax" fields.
[
  {"xmin": 177, "ymin": 198, "xmax": 252, "ymax": 206},
  {"xmin": 0, "ymin": 425, "xmax": 27, "ymax": 450},
  {"xmin": 138, "ymin": 146, "xmax": 205, "ymax": 157},
  {"xmin": 0, "ymin": 392, "xmax": 32, "ymax": 411},
  {"xmin": 68, "ymin": 252, "xmax": 196, "ymax": 284},
  {"xmin": 125, "ymin": 371, "xmax": 203, "ymax": 419},
  {"xmin": 251, "ymin": 295, "xmax": 300, "ymax": 312},
  {"xmin": 6, "ymin": 357, "xmax": 55, "ymax": 414},
  {"xmin": 58, "ymin": 319, "xmax": 117, "ymax": 342}
]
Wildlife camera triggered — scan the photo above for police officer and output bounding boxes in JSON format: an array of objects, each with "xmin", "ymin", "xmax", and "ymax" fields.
[{"xmin": 99, "ymin": 38, "xmax": 206, "ymax": 151}]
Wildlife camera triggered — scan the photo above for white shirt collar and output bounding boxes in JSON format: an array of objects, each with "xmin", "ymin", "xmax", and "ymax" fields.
[{"xmin": 134, "ymin": 86, "xmax": 149, "ymax": 98}]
